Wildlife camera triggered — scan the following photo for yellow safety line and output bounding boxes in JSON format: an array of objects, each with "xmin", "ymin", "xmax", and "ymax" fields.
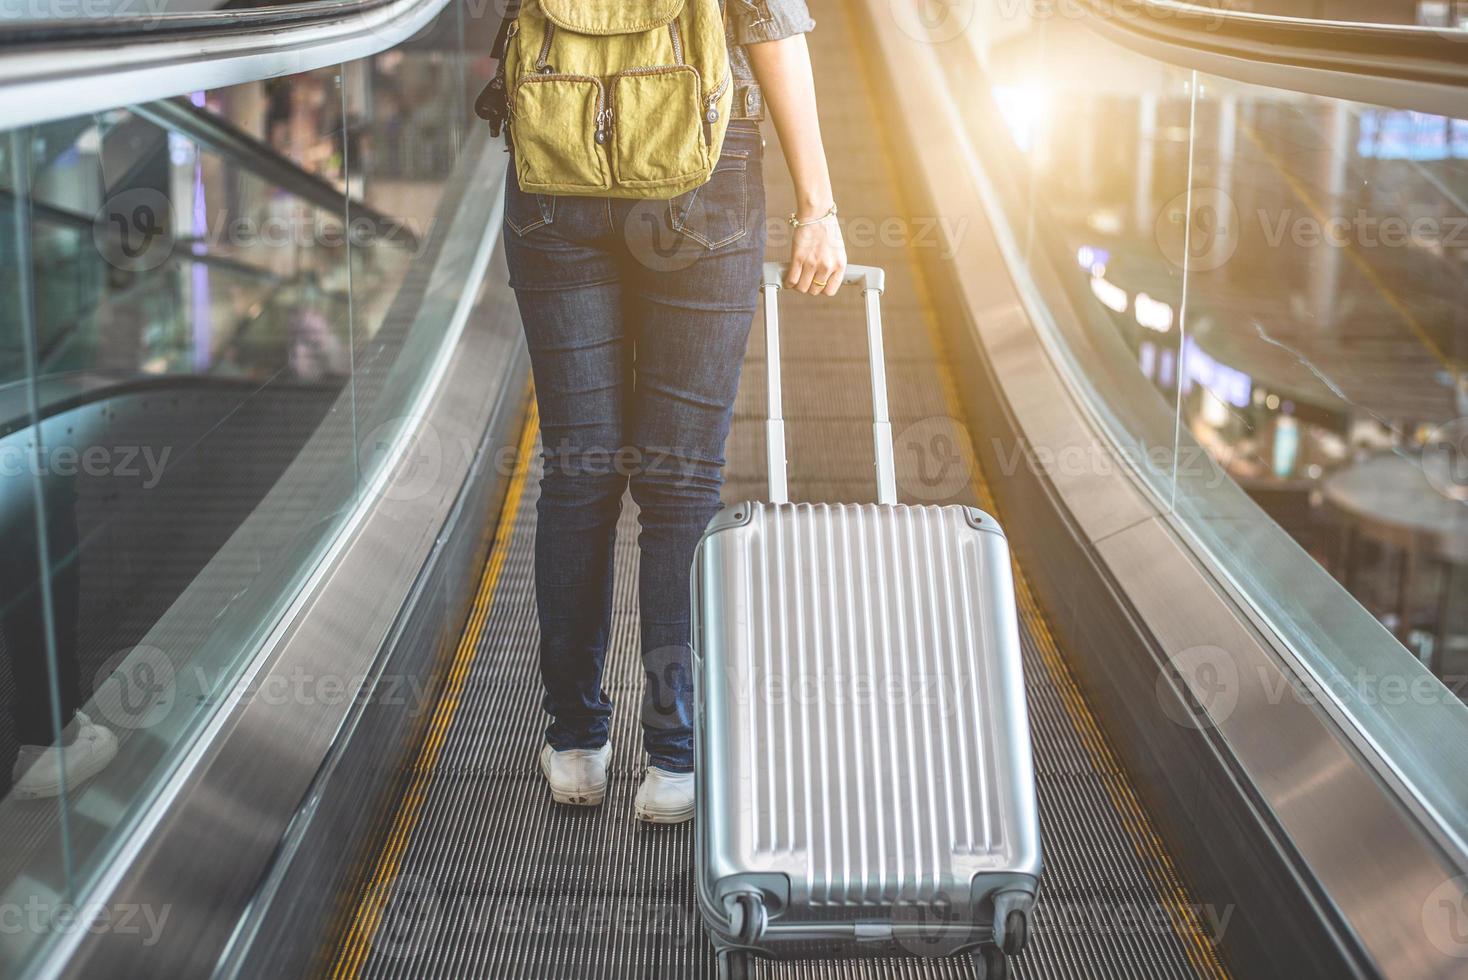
[
  {"xmin": 1239, "ymin": 119, "xmax": 1459, "ymax": 374},
  {"xmin": 840, "ymin": 3, "xmax": 1229, "ymax": 974},
  {"xmin": 330, "ymin": 396, "xmax": 538, "ymax": 978}
]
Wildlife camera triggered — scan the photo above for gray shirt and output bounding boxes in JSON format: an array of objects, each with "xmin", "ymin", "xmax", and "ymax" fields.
[{"xmin": 726, "ymin": 0, "xmax": 815, "ymax": 118}]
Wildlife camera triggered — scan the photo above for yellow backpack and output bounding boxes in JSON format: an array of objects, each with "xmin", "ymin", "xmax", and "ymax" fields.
[{"xmin": 491, "ymin": 0, "xmax": 733, "ymax": 200}]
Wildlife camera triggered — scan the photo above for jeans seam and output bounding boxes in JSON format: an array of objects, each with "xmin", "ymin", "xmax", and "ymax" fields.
[
  {"xmin": 668, "ymin": 185, "xmax": 701, "ymax": 234},
  {"xmin": 505, "ymin": 189, "xmax": 556, "ymax": 237},
  {"xmin": 505, "ymin": 212, "xmax": 547, "ymax": 237}
]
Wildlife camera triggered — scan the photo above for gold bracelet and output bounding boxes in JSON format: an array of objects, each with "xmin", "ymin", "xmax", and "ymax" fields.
[{"xmin": 787, "ymin": 203, "xmax": 838, "ymax": 229}]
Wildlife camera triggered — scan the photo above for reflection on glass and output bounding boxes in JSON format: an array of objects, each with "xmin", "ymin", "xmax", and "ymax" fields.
[
  {"xmin": 972, "ymin": 13, "xmax": 1466, "ymax": 693},
  {"xmin": 2, "ymin": 130, "xmax": 77, "ymax": 949},
  {"xmin": 1179, "ymin": 78, "xmax": 1468, "ymax": 676},
  {"xmin": 341, "ymin": 35, "xmax": 481, "ymax": 492},
  {"xmin": 0, "ymin": 72, "xmax": 354, "ymax": 941},
  {"xmin": 0, "ymin": 7, "xmax": 478, "ymax": 969}
]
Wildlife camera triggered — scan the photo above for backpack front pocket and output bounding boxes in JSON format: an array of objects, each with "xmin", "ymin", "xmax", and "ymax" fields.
[
  {"xmin": 512, "ymin": 75, "xmax": 611, "ymax": 193},
  {"xmin": 611, "ymin": 67, "xmax": 709, "ymax": 191}
]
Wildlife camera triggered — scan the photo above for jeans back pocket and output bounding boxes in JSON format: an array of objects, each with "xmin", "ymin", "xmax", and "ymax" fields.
[
  {"xmin": 504, "ymin": 175, "xmax": 555, "ymax": 237},
  {"xmin": 669, "ymin": 153, "xmax": 750, "ymax": 250}
]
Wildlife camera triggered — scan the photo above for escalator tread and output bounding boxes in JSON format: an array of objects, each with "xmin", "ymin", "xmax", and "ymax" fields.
[{"xmin": 334, "ymin": 453, "xmax": 1220, "ymax": 979}]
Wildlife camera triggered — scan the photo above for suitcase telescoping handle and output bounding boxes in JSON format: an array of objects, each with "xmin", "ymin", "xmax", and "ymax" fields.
[{"xmin": 760, "ymin": 262, "xmax": 896, "ymax": 506}]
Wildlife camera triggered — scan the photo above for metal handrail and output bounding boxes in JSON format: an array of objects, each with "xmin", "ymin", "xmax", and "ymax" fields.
[
  {"xmin": 1, "ymin": 0, "xmax": 391, "ymax": 46},
  {"xmin": 0, "ymin": 0, "xmax": 453, "ymax": 130},
  {"xmin": 1076, "ymin": 0, "xmax": 1468, "ymax": 115}
]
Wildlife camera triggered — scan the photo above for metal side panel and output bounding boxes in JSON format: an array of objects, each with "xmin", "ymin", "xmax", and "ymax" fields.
[{"xmin": 694, "ymin": 502, "xmax": 1040, "ymax": 954}]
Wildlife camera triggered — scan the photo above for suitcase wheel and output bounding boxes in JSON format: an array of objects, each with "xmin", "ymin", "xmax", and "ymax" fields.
[
  {"xmin": 724, "ymin": 892, "xmax": 767, "ymax": 944},
  {"xmin": 1002, "ymin": 908, "xmax": 1029, "ymax": 956},
  {"xmin": 971, "ymin": 945, "xmax": 1008, "ymax": 980},
  {"xmin": 717, "ymin": 949, "xmax": 753, "ymax": 980}
]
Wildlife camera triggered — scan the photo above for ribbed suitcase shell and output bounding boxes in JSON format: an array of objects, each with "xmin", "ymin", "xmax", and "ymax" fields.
[{"xmin": 693, "ymin": 500, "xmax": 1041, "ymax": 965}]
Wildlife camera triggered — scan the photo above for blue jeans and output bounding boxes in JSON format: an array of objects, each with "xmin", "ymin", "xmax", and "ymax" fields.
[{"xmin": 504, "ymin": 124, "xmax": 766, "ymax": 772}]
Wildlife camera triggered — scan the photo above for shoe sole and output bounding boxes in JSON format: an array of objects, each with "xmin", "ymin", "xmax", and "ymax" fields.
[
  {"xmin": 548, "ymin": 784, "xmax": 607, "ymax": 807},
  {"xmin": 635, "ymin": 802, "xmax": 694, "ymax": 824}
]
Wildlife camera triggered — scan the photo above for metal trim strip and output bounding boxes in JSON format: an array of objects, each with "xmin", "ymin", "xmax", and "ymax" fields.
[{"xmin": 1074, "ymin": 1, "xmax": 1468, "ymax": 118}]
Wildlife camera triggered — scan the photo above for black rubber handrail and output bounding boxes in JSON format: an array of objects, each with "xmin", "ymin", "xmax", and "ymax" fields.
[
  {"xmin": 0, "ymin": 372, "xmax": 336, "ymax": 440},
  {"xmin": 1078, "ymin": 0, "xmax": 1468, "ymax": 91},
  {"xmin": 1, "ymin": 189, "xmax": 287, "ymax": 285},
  {"xmin": 134, "ymin": 98, "xmax": 420, "ymax": 252}
]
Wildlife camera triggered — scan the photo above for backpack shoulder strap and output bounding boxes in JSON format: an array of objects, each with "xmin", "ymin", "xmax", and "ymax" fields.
[
  {"xmin": 490, "ymin": 0, "xmax": 522, "ymax": 60},
  {"xmin": 476, "ymin": 0, "xmax": 521, "ymax": 134}
]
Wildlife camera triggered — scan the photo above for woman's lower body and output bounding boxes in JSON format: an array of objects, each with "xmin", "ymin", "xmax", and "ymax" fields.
[{"xmin": 503, "ymin": 123, "xmax": 766, "ymax": 821}]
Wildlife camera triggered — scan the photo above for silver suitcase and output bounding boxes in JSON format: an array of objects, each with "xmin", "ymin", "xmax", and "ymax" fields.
[{"xmin": 692, "ymin": 263, "xmax": 1042, "ymax": 980}]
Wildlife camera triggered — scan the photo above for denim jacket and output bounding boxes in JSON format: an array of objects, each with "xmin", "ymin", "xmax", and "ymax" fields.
[{"xmin": 726, "ymin": 0, "xmax": 815, "ymax": 119}]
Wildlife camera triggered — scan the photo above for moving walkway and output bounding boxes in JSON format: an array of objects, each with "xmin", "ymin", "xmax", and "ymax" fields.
[
  {"xmin": 1, "ymin": 1, "xmax": 1465, "ymax": 978},
  {"xmin": 319, "ymin": 4, "xmax": 1236, "ymax": 977}
]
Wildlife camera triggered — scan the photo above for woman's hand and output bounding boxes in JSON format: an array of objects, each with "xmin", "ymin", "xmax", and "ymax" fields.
[
  {"xmin": 787, "ymin": 213, "xmax": 847, "ymax": 296},
  {"xmin": 746, "ymin": 34, "xmax": 846, "ymax": 297}
]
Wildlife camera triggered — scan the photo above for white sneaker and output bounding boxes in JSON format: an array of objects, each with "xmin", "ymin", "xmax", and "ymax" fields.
[
  {"xmin": 539, "ymin": 742, "xmax": 611, "ymax": 806},
  {"xmin": 11, "ymin": 713, "xmax": 119, "ymax": 800},
  {"xmin": 634, "ymin": 766, "xmax": 694, "ymax": 824}
]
